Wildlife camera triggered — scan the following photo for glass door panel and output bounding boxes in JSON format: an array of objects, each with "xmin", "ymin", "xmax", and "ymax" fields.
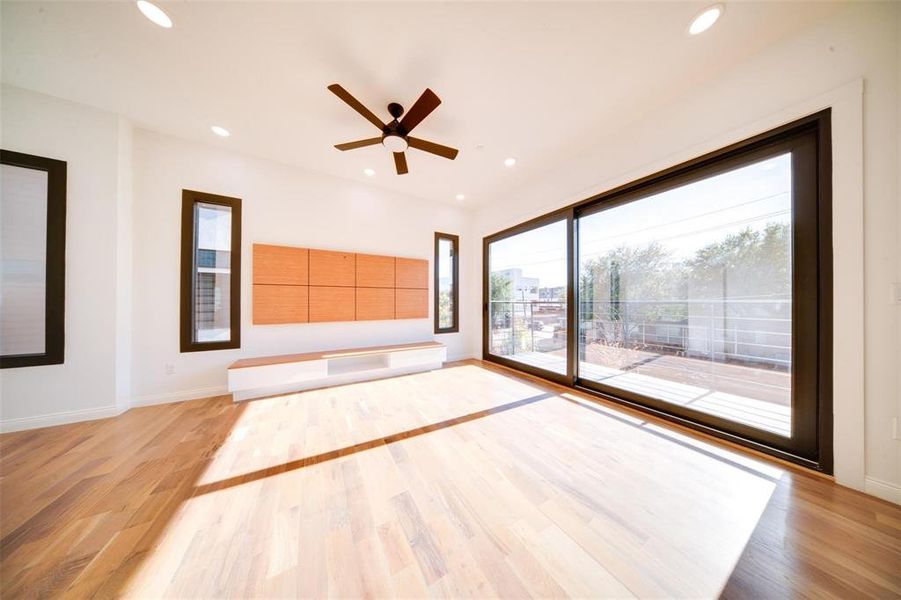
[
  {"xmin": 577, "ymin": 153, "xmax": 795, "ymax": 436},
  {"xmin": 488, "ymin": 219, "xmax": 568, "ymax": 375}
]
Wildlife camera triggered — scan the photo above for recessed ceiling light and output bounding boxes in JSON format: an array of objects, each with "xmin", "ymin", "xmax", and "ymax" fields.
[
  {"xmin": 210, "ymin": 125, "xmax": 230, "ymax": 137},
  {"xmin": 455, "ymin": 194, "xmax": 466, "ymax": 201},
  {"xmin": 363, "ymin": 168, "xmax": 376, "ymax": 177},
  {"xmin": 136, "ymin": 0, "xmax": 172, "ymax": 28},
  {"xmin": 504, "ymin": 157, "xmax": 517, "ymax": 167},
  {"xmin": 688, "ymin": 4, "xmax": 723, "ymax": 35}
]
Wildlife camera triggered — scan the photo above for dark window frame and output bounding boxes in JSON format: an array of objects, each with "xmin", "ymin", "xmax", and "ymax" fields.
[
  {"xmin": 482, "ymin": 213, "xmax": 574, "ymax": 387},
  {"xmin": 434, "ymin": 232, "xmax": 460, "ymax": 334},
  {"xmin": 180, "ymin": 189, "xmax": 242, "ymax": 353},
  {"xmin": 0, "ymin": 150, "xmax": 67, "ymax": 369},
  {"xmin": 482, "ymin": 110, "xmax": 832, "ymax": 473}
]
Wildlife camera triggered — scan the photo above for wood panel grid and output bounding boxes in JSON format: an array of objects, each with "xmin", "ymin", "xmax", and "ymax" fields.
[{"xmin": 253, "ymin": 244, "xmax": 427, "ymax": 324}]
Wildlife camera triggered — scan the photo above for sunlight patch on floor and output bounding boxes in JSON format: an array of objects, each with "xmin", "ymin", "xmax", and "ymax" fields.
[
  {"xmin": 195, "ymin": 364, "xmax": 546, "ymax": 486},
  {"xmin": 122, "ymin": 365, "xmax": 777, "ymax": 598}
]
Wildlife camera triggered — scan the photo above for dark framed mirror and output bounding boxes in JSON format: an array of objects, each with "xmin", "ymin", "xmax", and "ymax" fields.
[{"xmin": 0, "ymin": 150, "xmax": 67, "ymax": 368}]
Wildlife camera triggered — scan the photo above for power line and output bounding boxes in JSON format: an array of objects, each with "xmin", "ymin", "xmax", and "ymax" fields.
[{"xmin": 492, "ymin": 211, "xmax": 789, "ymax": 272}]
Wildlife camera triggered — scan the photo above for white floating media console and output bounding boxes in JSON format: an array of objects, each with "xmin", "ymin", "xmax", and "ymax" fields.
[{"xmin": 227, "ymin": 341, "xmax": 446, "ymax": 401}]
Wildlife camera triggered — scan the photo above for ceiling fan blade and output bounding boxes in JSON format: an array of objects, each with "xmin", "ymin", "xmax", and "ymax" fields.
[
  {"xmin": 334, "ymin": 137, "xmax": 383, "ymax": 151},
  {"xmin": 328, "ymin": 84, "xmax": 385, "ymax": 130},
  {"xmin": 407, "ymin": 137, "xmax": 459, "ymax": 160},
  {"xmin": 394, "ymin": 152, "xmax": 409, "ymax": 175},
  {"xmin": 399, "ymin": 88, "xmax": 441, "ymax": 133}
]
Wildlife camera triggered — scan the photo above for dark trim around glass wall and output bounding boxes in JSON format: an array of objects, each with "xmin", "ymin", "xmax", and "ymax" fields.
[
  {"xmin": 0, "ymin": 150, "xmax": 67, "ymax": 369},
  {"xmin": 434, "ymin": 232, "xmax": 460, "ymax": 334},
  {"xmin": 179, "ymin": 189, "xmax": 242, "ymax": 353},
  {"xmin": 482, "ymin": 110, "xmax": 833, "ymax": 473},
  {"xmin": 482, "ymin": 210, "xmax": 574, "ymax": 387}
]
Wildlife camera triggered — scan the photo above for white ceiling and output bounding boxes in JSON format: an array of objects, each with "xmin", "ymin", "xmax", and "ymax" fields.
[{"xmin": 2, "ymin": 1, "xmax": 838, "ymax": 207}]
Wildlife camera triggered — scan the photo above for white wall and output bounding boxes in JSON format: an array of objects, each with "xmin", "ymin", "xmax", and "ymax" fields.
[
  {"xmin": 0, "ymin": 85, "xmax": 128, "ymax": 427},
  {"xmin": 115, "ymin": 116, "xmax": 134, "ymax": 414},
  {"xmin": 130, "ymin": 130, "xmax": 473, "ymax": 405},
  {"xmin": 0, "ymin": 86, "xmax": 475, "ymax": 428},
  {"xmin": 471, "ymin": 3, "xmax": 900, "ymax": 499}
]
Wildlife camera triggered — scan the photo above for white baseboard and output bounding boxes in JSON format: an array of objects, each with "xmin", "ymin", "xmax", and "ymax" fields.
[
  {"xmin": 0, "ymin": 405, "xmax": 122, "ymax": 433},
  {"xmin": 1, "ymin": 386, "xmax": 229, "ymax": 433},
  {"xmin": 864, "ymin": 476, "xmax": 901, "ymax": 505},
  {"xmin": 130, "ymin": 385, "xmax": 229, "ymax": 408}
]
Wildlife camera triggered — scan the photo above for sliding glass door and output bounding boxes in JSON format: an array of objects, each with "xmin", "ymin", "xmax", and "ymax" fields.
[
  {"xmin": 483, "ymin": 111, "xmax": 831, "ymax": 470},
  {"xmin": 486, "ymin": 217, "xmax": 570, "ymax": 379},
  {"xmin": 578, "ymin": 151, "xmax": 798, "ymax": 437},
  {"xmin": 578, "ymin": 149, "xmax": 800, "ymax": 436}
]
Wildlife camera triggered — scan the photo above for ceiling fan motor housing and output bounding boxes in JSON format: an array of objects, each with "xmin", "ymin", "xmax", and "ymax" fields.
[
  {"xmin": 382, "ymin": 111, "xmax": 410, "ymax": 152},
  {"xmin": 387, "ymin": 102, "xmax": 404, "ymax": 119}
]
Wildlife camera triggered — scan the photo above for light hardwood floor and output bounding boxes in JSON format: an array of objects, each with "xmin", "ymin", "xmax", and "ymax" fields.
[{"xmin": 1, "ymin": 360, "xmax": 899, "ymax": 598}]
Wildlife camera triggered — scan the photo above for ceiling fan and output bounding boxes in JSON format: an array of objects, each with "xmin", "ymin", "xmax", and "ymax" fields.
[{"xmin": 328, "ymin": 84, "xmax": 459, "ymax": 175}]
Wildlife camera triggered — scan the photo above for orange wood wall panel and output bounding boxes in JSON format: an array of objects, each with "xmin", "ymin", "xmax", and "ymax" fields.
[
  {"xmin": 395, "ymin": 288, "xmax": 428, "ymax": 319},
  {"xmin": 253, "ymin": 243, "xmax": 428, "ymax": 325},
  {"xmin": 356, "ymin": 288, "xmax": 395, "ymax": 321},
  {"xmin": 309, "ymin": 286, "xmax": 355, "ymax": 322},
  {"xmin": 356, "ymin": 254, "xmax": 395, "ymax": 288},
  {"xmin": 253, "ymin": 285, "xmax": 309, "ymax": 324},
  {"xmin": 253, "ymin": 244, "xmax": 309, "ymax": 285},
  {"xmin": 395, "ymin": 258, "xmax": 428, "ymax": 289},
  {"xmin": 309, "ymin": 250, "xmax": 355, "ymax": 287}
]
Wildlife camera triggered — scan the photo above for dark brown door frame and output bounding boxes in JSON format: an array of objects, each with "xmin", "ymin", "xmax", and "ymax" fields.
[
  {"xmin": 482, "ymin": 209, "xmax": 575, "ymax": 388},
  {"xmin": 434, "ymin": 232, "xmax": 460, "ymax": 334},
  {"xmin": 179, "ymin": 189, "xmax": 242, "ymax": 353},
  {"xmin": 0, "ymin": 150, "xmax": 67, "ymax": 369},
  {"xmin": 482, "ymin": 110, "xmax": 833, "ymax": 473}
]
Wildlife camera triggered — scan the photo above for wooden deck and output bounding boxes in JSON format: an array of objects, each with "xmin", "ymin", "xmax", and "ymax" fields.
[
  {"xmin": 1, "ymin": 360, "xmax": 897, "ymax": 598},
  {"xmin": 510, "ymin": 350, "xmax": 792, "ymax": 436}
]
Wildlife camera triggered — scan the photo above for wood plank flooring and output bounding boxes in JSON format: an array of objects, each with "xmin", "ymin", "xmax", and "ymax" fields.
[{"xmin": 1, "ymin": 360, "xmax": 899, "ymax": 598}]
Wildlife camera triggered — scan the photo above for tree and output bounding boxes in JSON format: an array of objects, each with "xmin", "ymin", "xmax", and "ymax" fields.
[
  {"xmin": 489, "ymin": 272, "xmax": 512, "ymax": 301},
  {"xmin": 686, "ymin": 222, "xmax": 791, "ymax": 299},
  {"xmin": 578, "ymin": 222, "xmax": 791, "ymax": 349}
]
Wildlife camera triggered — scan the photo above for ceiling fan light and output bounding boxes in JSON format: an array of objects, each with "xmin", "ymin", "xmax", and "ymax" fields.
[{"xmin": 382, "ymin": 135, "xmax": 408, "ymax": 153}]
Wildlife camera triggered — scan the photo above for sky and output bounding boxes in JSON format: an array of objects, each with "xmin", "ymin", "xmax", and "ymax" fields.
[
  {"xmin": 489, "ymin": 153, "xmax": 792, "ymax": 289},
  {"xmin": 196, "ymin": 202, "xmax": 232, "ymax": 252}
]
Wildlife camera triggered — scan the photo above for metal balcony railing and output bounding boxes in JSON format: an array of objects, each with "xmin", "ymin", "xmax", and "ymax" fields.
[{"xmin": 488, "ymin": 298, "xmax": 791, "ymax": 370}]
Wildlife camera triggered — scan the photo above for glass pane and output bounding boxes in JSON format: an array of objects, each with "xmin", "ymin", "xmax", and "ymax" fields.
[
  {"xmin": 437, "ymin": 237, "xmax": 455, "ymax": 329},
  {"xmin": 193, "ymin": 202, "xmax": 232, "ymax": 343},
  {"xmin": 489, "ymin": 220, "xmax": 567, "ymax": 374},
  {"xmin": 0, "ymin": 164, "xmax": 48, "ymax": 355},
  {"xmin": 578, "ymin": 153, "xmax": 792, "ymax": 436}
]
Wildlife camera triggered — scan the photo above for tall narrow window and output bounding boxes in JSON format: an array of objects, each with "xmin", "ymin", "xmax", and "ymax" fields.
[
  {"xmin": 0, "ymin": 150, "xmax": 66, "ymax": 368},
  {"xmin": 180, "ymin": 190, "xmax": 241, "ymax": 352},
  {"xmin": 434, "ymin": 232, "xmax": 459, "ymax": 333}
]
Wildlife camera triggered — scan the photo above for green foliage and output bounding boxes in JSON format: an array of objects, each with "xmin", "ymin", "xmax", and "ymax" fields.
[
  {"xmin": 581, "ymin": 242, "xmax": 687, "ymax": 321},
  {"xmin": 489, "ymin": 272, "xmax": 513, "ymax": 301},
  {"xmin": 580, "ymin": 222, "xmax": 791, "ymax": 306},
  {"xmin": 438, "ymin": 290, "xmax": 453, "ymax": 328},
  {"xmin": 685, "ymin": 222, "xmax": 791, "ymax": 299}
]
